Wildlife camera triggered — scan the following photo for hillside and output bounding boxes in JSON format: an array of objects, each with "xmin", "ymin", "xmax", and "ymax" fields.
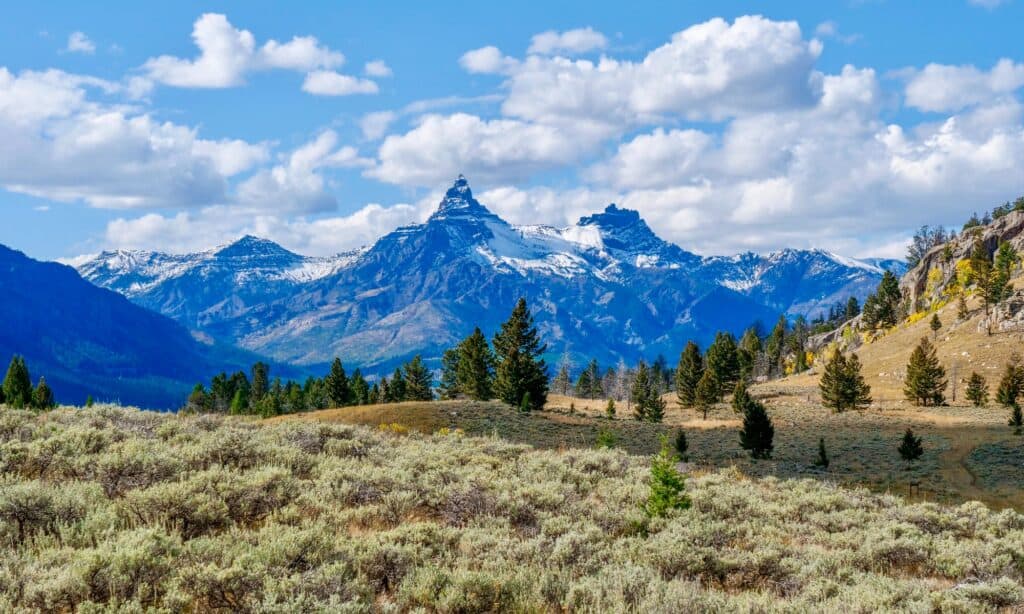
[
  {"xmin": 0, "ymin": 244, "xmax": 263, "ymax": 408},
  {"xmin": 0, "ymin": 406, "xmax": 1021, "ymax": 611},
  {"xmin": 76, "ymin": 177, "xmax": 901, "ymax": 370}
]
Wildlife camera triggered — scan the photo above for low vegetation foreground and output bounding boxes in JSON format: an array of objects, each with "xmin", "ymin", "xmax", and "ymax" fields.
[{"xmin": 1, "ymin": 406, "xmax": 1023, "ymax": 612}]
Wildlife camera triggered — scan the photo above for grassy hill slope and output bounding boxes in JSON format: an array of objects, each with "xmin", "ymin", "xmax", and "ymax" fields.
[{"xmin": 1, "ymin": 406, "xmax": 1023, "ymax": 611}]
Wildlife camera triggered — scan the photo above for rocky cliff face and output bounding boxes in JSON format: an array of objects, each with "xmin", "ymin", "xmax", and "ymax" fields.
[{"xmin": 900, "ymin": 210, "xmax": 1024, "ymax": 309}]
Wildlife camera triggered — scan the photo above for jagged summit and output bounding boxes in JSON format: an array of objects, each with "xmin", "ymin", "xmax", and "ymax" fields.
[
  {"xmin": 214, "ymin": 235, "xmax": 299, "ymax": 260},
  {"xmin": 430, "ymin": 175, "xmax": 494, "ymax": 220}
]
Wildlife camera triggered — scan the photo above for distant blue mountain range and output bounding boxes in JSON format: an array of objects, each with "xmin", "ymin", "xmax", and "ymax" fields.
[
  {"xmin": 76, "ymin": 176, "xmax": 905, "ymax": 371},
  {"xmin": 0, "ymin": 244, "xmax": 292, "ymax": 409}
]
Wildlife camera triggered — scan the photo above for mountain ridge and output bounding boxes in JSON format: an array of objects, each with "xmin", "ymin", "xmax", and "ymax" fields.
[{"xmin": 75, "ymin": 177, "xmax": 905, "ymax": 370}]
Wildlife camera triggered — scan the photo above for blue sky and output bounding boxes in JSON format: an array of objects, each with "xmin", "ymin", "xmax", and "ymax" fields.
[{"xmin": 1, "ymin": 0, "xmax": 1022, "ymax": 262}]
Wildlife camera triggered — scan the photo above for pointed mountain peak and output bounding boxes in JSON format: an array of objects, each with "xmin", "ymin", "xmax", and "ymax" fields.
[
  {"xmin": 430, "ymin": 175, "xmax": 493, "ymax": 220},
  {"xmin": 215, "ymin": 235, "xmax": 297, "ymax": 259}
]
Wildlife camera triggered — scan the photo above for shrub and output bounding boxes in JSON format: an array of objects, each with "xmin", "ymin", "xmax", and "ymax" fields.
[{"xmin": 645, "ymin": 438, "xmax": 690, "ymax": 518}]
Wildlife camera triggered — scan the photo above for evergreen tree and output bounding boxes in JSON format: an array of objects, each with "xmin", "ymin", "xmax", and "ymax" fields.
[
  {"xmin": 250, "ymin": 362, "xmax": 269, "ymax": 404},
  {"xmin": 675, "ymin": 341, "xmax": 703, "ymax": 407},
  {"xmin": 738, "ymin": 397, "xmax": 774, "ymax": 459},
  {"xmin": 996, "ymin": 355, "xmax": 1023, "ymax": 409},
  {"xmin": 492, "ymin": 298, "xmax": 548, "ymax": 411},
  {"xmin": 957, "ymin": 294, "xmax": 969, "ymax": 320},
  {"xmin": 350, "ymin": 369, "xmax": 370, "ymax": 405},
  {"xmin": 2, "ymin": 356, "xmax": 33, "ymax": 409},
  {"xmin": 388, "ymin": 368, "xmax": 407, "ymax": 402},
  {"xmin": 819, "ymin": 350, "xmax": 847, "ymax": 412},
  {"xmin": 765, "ymin": 316, "xmax": 787, "ymax": 376},
  {"xmin": 694, "ymin": 369, "xmax": 720, "ymax": 420},
  {"xmin": 930, "ymin": 313, "xmax": 942, "ymax": 338},
  {"xmin": 904, "ymin": 338, "xmax": 947, "ymax": 406},
  {"xmin": 229, "ymin": 388, "xmax": 247, "ymax": 415},
  {"xmin": 844, "ymin": 296, "xmax": 861, "ymax": 320},
  {"xmin": 842, "ymin": 353, "xmax": 872, "ymax": 411},
  {"xmin": 898, "ymin": 428, "xmax": 924, "ymax": 461},
  {"xmin": 645, "ymin": 437, "xmax": 690, "ymax": 518},
  {"xmin": 403, "ymin": 355, "xmax": 434, "ymax": 401},
  {"xmin": 863, "ymin": 271, "xmax": 902, "ymax": 329},
  {"xmin": 368, "ymin": 382, "xmax": 380, "ymax": 405},
  {"xmin": 814, "ymin": 437, "xmax": 829, "ymax": 468},
  {"xmin": 186, "ymin": 383, "xmax": 208, "ymax": 413},
  {"xmin": 437, "ymin": 348, "xmax": 461, "ymax": 400},
  {"xmin": 605, "ymin": 398, "xmax": 616, "ymax": 419},
  {"xmin": 705, "ymin": 332, "xmax": 740, "ymax": 388},
  {"xmin": 457, "ymin": 327, "xmax": 495, "ymax": 401},
  {"xmin": 965, "ymin": 372, "xmax": 989, "ymax": 407},
  {"xmin": 576, "ymin": 359, "xmax": 603, "ymax": 399},
  {"xmin": 631, "ymin": 360, "xmax": 665, "ymax": 422},
  {"xmin": 574, "ymin": 366, "xmax": 593, "ymax": 399},
  {"xmin": 85, "ymin": 395, "xmax": 94, "ymax": 408},
  {"xmin": 731, "ymin": 378, "xmax": 751, "ymax": 414},
  {"xmin": 31, "ymin": 377, "xmax": 54, "ymax": 410},
  {"xmin": 325, "ymin": 358, "xmax": 351, "ymax": 407},
  {"xmin": 738, "ymin": 326, "xmax": 762, "ymax": 380},
  {"xmin": 674, "ymin": 429, "xmax": 688, "ymax": 462},
  {"xmin": 1010, "ymin": 405, "xmax": 1023, "ymax": 435}
]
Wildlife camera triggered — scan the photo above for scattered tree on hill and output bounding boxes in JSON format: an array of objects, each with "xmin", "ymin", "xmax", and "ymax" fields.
[
  {"xmin": 675, "ymin": 341, "xmax": 703, "ymax": 407},
  {"xmin": 456, "ymin": 327, "xmax": 495, "ymax": 400},
  {"xmin": 819, "ymin": 351, "xmax": 872, "ymax": 412},
  {"xmin": 898, "ymin": 428, "xmax": 924, "ymax": 462},
  {"xmin": 694, "ymin": 369, "xmax": 720, "ymax": 420},
  {"xmin": 438, "ymin": 348, "xmax": 461, "ymax": 400},
  {"xmin": 930, "ymin": 313, "xmax": 942, "ymax": 338},
  {"xmin": 2, "ymin": 356, "xmax": 33, "ymax": 409},
  {"xmin": 492, "ymin": 298, "xmax": 548, "ymax": 411},
  {"xmin": 971, "ymin": 240, "xmax": 1016, "ymax": 333},
  {"xmin": 738, "ymin": 326, "xmax": 761, "ymax": 380},
  {"xmin": 957, "ymin": 294, "xmax": 969, "ymax": 321},
  {"xmin": 645, "ymin": 437, "xmax": 690, "ymax": 518},
  {"xmin": 862, "ymin": 271, "xmax": 903, "ymax": 330},
  {"xmin": 250, "ymin": 362, "xmax": 269, "ymax": 404},
  {"xmin": 31, "ymin": 377, "xmax": 54, "ymax": 410},
  {"xmin": 1009, "ymin": 404, "xmax": 1023, "ymax": 435},
  {"xmin": 386, "ymin": 368, "xmax": 407, "ymax": 403},
  {"xmin": 904, "ymin": 338, "xmax": 946, "ymax": 406},
  {"xmin": 85, "ymin": 395, "xmax": 94, "ymax": 408},
  {"xmin": 731, "ymin": 378, "xmax": 751, "ymax": 414},
  {"xmin": 965, "ymin": 372, "xmax": 989, "ymax": 407},
  {"xmin": 995, "ymin": 354, "xmax": 1023, "ymax": 409},
  {"xmin": 325, "ymin": 358, "xmax": 351, "ymax": 407},
  {"xmin": 351, "ymin": 370, "xmax": 369, "ymax": 405},
  {"xmin": 632, "ymin": 360, "xmax": 665, "ymax": 423},
  {"xmin": 906, "ymin": 225, "xmax": 949, "ymax": 268},
  {"xmin": 575, "ymin": 359, "xmax": 603, "ymax": 399},
  {"xmin": 845, "ymin": 296, "xmax": 861, "ymax": 320},
  {"xmin": 765, "ymin": 316, "xmax": 787, "ymax": 376},
  {"xmin": 403, "ymin": 355, "xmax": 434, "ymax": 401},
  {"xmin": 605, "ymin": 398, "xmax": 616, "ymax": 419},
  {"xmin": 814, "ymin": 437, "xmax": 829, "ymax": 469},
  {"xmin": 186, "ymin": 384, "xmax": 209, "ymax": 413},
  {"xmin": 738, "ymin": 397, "xmax": 774, "ymax": 460}
]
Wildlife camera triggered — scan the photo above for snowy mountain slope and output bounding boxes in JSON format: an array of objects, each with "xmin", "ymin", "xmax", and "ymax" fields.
[{"xmin": 76, "ymin": 176, "xmax": 899, "ymax": 369}]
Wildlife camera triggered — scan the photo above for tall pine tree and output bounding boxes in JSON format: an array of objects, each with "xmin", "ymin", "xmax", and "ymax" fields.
[
  {"xmin": 738, "ymin": 397, "xmax": 774, "ymax": 459},
  {"xmin": 904, "ymin": 338, "xmax": 947, "ymax": 406},
  {"xmin": 675, "ymin": 341, "xmax": 703, "ymax": 407},
  {"xmin": 705, "ymin": 332, "xmax": 740, "ymax": 388},
  {"xmin": 457, "ymin": 327, "xmax": 495, "ymax": 401},
  {"xmin": 631, "ymin": 360, "xmax": 665, "ymax": 423},
  {"xmin": 438, "ymin": 348, "xmax": 461, "ymax": 400},
  {"xmin": 492, "ymin": 298, "xmax": 548, "ymax": 411},
  {"xmin": 325, "ymin": 358, "xmax": 351, "ymax": 407},
  {"xmin": 2, "ymin": 356, "xmax": 33, "ymax": 409},
  {"xmin": 403, "ymin": 355, "xmax": 434, "ymax": 401}
]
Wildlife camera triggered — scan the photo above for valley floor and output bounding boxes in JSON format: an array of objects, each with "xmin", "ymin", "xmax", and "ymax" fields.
[
  {"xmin": 276, "ymin": 392, "xmax": 1024, "ymax": 511},
  {"xmin": 1, "ymin": 406, "xmax": 1023, "ymax": 611}
]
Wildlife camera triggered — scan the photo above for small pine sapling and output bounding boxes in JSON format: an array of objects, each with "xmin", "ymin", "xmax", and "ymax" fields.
[{"xmin": 898, "ymin": 428, "xmax": 924, "ymax": 462}]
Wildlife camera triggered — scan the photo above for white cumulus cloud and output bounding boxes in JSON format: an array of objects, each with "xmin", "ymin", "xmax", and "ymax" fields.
[{"xmin": 527, "ymin": 27, "xmax": 607, "ymax": 55}]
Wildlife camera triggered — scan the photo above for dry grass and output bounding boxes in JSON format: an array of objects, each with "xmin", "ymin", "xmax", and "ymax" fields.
[{"xmin": 2, "ymin": 405, "xmax": 1023, "ymax": 612}]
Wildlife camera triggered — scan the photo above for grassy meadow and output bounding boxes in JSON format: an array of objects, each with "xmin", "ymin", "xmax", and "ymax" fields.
[{"xmin": 1, "ymin": 405, "xmax": 1024, "ymax": 612}]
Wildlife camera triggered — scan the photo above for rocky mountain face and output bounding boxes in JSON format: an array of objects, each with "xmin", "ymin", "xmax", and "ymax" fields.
[
  {"xmin": 901, "ymin": 210, "xmax": 1024, "ymax": 309},
  {"xmin": 0, "ymin": 244, "xmax": 263, "ymax": 409},
  {"xmin": 77, "ymin": 176, "xmax": 901, "ymax": 370}
]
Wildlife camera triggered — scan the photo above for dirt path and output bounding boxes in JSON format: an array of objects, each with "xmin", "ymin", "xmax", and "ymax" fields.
[{"xmin": 934, "ymin": 426, "xmax": 1017, "ymax": 510}]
